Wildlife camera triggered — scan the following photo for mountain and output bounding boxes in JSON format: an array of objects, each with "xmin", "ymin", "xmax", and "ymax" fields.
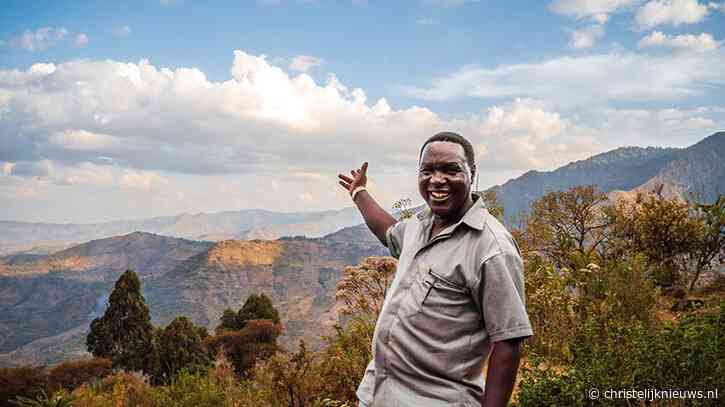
[
  {"xmin": 0, "ymin": 207, "xmax": 362, "ymax": 256},
  {"xmin": 0, "ymin": 232, "xmax": 213, "ymax": 361},
  {"xmin": 0, "ymin": 227, "xmax": 385, "ymax": 367},
  {"xmin": 489, "ymin": 132, "xmax": 724, "ymax": 222}
]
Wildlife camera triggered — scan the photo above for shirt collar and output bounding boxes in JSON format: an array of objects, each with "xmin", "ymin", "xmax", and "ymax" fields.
[{"xmin": 416, "ymin": 193, "xmax": 488, "ymax": 231}]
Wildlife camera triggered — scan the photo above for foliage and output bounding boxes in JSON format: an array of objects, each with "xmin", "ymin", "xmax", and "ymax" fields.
[
  {"xmin": 46, "ymin": 358, "xmax": 112, "ymax": 393},
  {"xmin": 480, "ymin": 189, "xmax": 504, "ymax": 222},
  {"xmin": 522, "ymin": 185, "xmax": 609, "ymax": 270},
  {"xmin": 315, "ymin": 317, "xmax": 375, "ymax": 404},
  {"xmin": 205, "ymin": 319, "xmax": 282, "ymax": 377},
  {"xmin": 10, "ymin": 390, "xmax": 73, "ymax": 407},
  {"xmin": 71, "ymin": 372, "xmax": 154, "ymax": 407},
  {"xmin": 0, "ymin": 366, "xmax": 47, "ymax": 407},
  {"xmin": 216, "ymin": 293, "xmax": 280, "ymax": 333},
  {"xmin": 515, "ymin": 302, "xmax": 725, "ymax": 407},
  {"xmin": 336, "ymin": 256, "xmax": 396, "ymax": 318},
  {"xmin": 392, "ymin": 198, "xmax": 414, "ymax": 220},
  {"xmin": 86, "ymin": 270, "xmax": 155, "ymax": 374},
  {"xmin": 253, "ymin": 341, "xmax": 319, "ymax": 407},
  {"xmin": 151, "ymin": 317, "xmax": 212, "ymax": 385}
]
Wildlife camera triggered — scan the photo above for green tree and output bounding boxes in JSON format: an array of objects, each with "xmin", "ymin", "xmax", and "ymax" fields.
[
  {"xmin": 217, "ymin": 294, "xmax": 281, "ymax": 333},
  {"xmin": 86, "ymin": 270, "xmax": 154, "ymax": 374},
  {"xmin": 522, "ymin": 185, "xmax": 608, "ymax": 270},
  {"xmin": 206, "ymin": 320, "xmax": 283, "ymax": 377},
  {"xmin": 152, "ymin": 316, "xmax": 212, "ymax": 385}
]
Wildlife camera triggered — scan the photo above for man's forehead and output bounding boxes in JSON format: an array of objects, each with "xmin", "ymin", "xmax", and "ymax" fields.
[{"xmin": 420, "ymin": 141, "xmax": 467, "ymax": 164}]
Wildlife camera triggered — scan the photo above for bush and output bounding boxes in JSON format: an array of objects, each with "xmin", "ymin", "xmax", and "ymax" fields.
[
  {"xmin": 0, "ymin": 366, "xmax": 47, "ymax": 407},
  {"xmin": 46, "ymin": 358, "xmax": 112, "ymax": 393},
  {"xmin": 515, "ymin": 302, "xmax": 725, "ymax": 407},
  {"xmin": 71, "ymin": 371, "xmax": 154, "ymax": 407}
]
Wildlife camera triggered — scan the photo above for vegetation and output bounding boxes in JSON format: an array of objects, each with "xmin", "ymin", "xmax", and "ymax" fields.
[
  {"xmin": 4, "ymin": 186, "xmax": 724, "ymax": 406},
  {"xmin": 86, "ymin": 270, "xmax": 155, "ymax": 374}
]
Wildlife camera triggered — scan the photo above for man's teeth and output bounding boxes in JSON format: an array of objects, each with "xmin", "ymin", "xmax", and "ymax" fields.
[{"xmin": 431, "ymin": 192, "xmax": 449, "ymax": 199}]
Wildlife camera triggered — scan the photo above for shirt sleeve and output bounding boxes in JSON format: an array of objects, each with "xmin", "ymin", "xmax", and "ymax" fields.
[
  {"xmin": 356, "ymin": 358, "xmax": 376, "ymax": 405},
  {"xmin": 476, "ymin": 251, "xmax": 533, "ymax": 342},
  {"xmin": 384, "ymin": 220, "xmax": 407, "ymax": 259}
]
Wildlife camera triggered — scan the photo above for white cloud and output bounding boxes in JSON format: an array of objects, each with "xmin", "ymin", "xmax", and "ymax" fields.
[
  {"xmin": 403, "ymin": 49, "xmax": 725, "ymax": 105},
  {"xmin": 569, "ymin": 24, "xmax": 605, "ymax": 48},
  {"xmin": 74, "ymin": 33, "xmax": 89, "ymax": 47},
  {"xmin": 638, "ymin": 31, "xmax": 722, "ymax": 52},
  {"xmin": 120, "ymin": 169, "xmax": 168, "ymax": 190},
  {"xmin": 549, "ymin": 0, "xmax": 641, "ymax": 20},
  {"xmin": 5, "ymin": 27, "xmax": 68, "ymax": 51},
  {"xmin": 0, "ymin": 50, "xmax": 722, "ymax": 221},
  {"xmin": 636, "ymin": 0, "xmax": 709, "ymax": 29},
  {"xmin": 709, "ymin": 2, "xmax": 725, "ymax": 11},
  {"xmin": 289, "ymin": 55, "xmax": 324, "ymax": 72},
  {"xmin": 49, "ymin": 130, "xmax": 121, "ymax": 151},
  {"xmin": 257, "ymin": 0, "xmax": 282, "ymax": 5},
  {"xmin": 114, "ymin": 25, "xmax": 132, "ymax": 38}
]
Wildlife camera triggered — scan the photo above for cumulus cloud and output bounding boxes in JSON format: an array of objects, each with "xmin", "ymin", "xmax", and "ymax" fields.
[
  {"xmin": 403, "ymin": 48, "xmax": 725, "ymax": 105},
  {"xmin": 638, "ymin": 31, "xmax": 722, "ymax": 52},
  {"xmin": 569, "ymin": 24, "xmax": 605, "ymax": 48},
  {"xmin": 635, "ymin": 0, "xmax": 710, "ymax": 29},
  {"xmin": 74, "ymin": 33, "xmax": 89, "ymax": 47},
  {"xmin": 549, "ymin": 0, "xmax": 641, "ymax": 21},
  {"xmin": 4, "ymin": 27, "xmax": 68, "ymax": 51},
  {"xmin": 289, "ymin": 55, "xmax": 324, "ymax": 72},
  {"xmin": 1, "ymin": 50, "xmax": 722, "ymax": 221},
  {"xmin": 709, "ymin": 2, "xmax": 725, "ymax": 11}
]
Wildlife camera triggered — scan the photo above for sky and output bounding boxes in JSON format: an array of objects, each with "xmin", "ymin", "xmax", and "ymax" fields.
[{"xmin": 1, "ymin": 0, "xmax": 724, "ymax": 223}]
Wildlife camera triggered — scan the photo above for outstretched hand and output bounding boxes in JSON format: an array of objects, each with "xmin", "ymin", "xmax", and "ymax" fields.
[{"xmin": 338, "ymin": 162, "xmax": 368, "ymax": 195}]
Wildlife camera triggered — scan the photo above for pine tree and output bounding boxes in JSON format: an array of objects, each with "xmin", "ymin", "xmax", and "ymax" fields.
[{"xmin": 86, "ymin": 269, "xmax": 154, "ymax": 374}]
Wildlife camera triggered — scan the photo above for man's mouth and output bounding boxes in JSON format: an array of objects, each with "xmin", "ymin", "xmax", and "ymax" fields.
[{"xmin": 429, "ymin": 191, "xmax": 450, "ymax": 201}]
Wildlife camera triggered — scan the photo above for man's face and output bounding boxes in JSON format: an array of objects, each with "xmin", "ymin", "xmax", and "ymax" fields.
[{"xmin": 418, "ymin": 141, "xmax": 473, "ymax": 220}]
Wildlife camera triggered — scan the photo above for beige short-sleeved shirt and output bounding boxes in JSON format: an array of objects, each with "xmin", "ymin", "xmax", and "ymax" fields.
[{"xmin": 356, "ymin": 194, "xmax": 533, "ymax": 407}]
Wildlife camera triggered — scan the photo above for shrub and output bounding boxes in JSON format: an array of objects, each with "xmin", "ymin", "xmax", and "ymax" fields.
[
  {"xmin": 46, "ymin": 358, "xmax": 112, "ymax": 393},
  {"xmin": 0, "ymin": 366, "xmax": 47, "ymax": 407}
]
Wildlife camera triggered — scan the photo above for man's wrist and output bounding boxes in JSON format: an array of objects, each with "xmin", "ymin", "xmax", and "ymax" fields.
[{"xmin": 351, "ymin": 186, "xmax": 367, "ymax": 201}]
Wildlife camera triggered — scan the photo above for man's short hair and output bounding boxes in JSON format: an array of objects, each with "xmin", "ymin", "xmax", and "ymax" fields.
[{"xmin": 419, "ymin": 131, "xmax": 476, "ymax": 170}]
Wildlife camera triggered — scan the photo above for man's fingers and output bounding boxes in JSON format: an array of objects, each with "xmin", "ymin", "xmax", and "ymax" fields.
[
  {"xmin": 361, "ymin": 161, "xmax": 368, "ymax": 175},
  {"xmin": 338, "ymin": 174, "xmax": 353, "ymax": 183},
  {"xmin": 338, "ymin": 180, "xmax": 350, "ymax": 190}
]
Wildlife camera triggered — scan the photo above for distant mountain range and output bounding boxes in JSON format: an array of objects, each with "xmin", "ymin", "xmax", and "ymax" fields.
[
  {"xmin": 0, "ymin": 207, "xmax": 362, "ymax": 256},
  {"xmin": 491, "ymin": 132, "xmax": 724, "ymax": 222},
  {"xmin": 1, "ymin": 131, "xmax": 723, "ymax": 367},
  {"xmin": 0, "ymin": 226, "xmax": 385, "ymax": 366}
]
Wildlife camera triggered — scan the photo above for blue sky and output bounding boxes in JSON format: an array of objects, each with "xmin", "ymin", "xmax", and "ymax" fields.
[{"xmin": 1, "ymin": 0, "xmax": 724, "ymax": 222}]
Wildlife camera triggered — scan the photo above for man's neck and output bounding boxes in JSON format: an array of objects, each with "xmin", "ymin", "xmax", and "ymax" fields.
[{"xmin": 431, "ymin": 195, "xmax": 476, "ymax": 230}]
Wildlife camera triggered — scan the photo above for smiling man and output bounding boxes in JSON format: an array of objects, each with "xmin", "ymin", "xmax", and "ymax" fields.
[{"xmin": 338, "ymin": 132, "xmax": 532, "ymax": 407}]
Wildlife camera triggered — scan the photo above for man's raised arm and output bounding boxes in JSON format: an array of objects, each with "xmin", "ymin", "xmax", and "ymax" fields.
[{"xmin": 338, "ymin": 162, "xmax": 397, "ymax": 246}]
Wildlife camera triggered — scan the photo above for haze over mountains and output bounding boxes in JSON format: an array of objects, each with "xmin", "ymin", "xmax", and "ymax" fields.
[{"xmin": 0, "ymin": 131, "xmax": 723, "ymax": 367}]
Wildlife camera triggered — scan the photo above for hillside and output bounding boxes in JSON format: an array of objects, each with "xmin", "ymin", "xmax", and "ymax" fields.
[
  {"xmin": 489, "ymin": 132, "xmax": 724, "ymax": 222},
  {"xmin": 0, "ymin": 228, "xmax": 386, "ymax": 367}
]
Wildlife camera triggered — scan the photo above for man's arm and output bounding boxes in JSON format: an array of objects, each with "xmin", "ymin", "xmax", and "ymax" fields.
[
  {"xmin": 338, "ymin": 162, "xmax": 397, "ymax": 246},
  {"xmin": 481, "ymin": 337, "xmax": 524, "ymax": 407}
]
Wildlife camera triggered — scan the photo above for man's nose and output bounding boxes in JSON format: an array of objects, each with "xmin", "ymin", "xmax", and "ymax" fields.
[{"xmin": 430, "ymin": 170, "xmax": 447, "ymax": 183}]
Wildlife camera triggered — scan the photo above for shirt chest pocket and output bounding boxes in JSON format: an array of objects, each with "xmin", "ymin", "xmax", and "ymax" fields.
[{"xmin": 399, "ymin": 267, "xmax": 470, "ymax": 318}]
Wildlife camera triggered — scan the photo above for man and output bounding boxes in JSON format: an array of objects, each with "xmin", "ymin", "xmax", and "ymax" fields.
[{"xmin": 337, "ymin": 132, "xmax": 532, "ymax": 407}]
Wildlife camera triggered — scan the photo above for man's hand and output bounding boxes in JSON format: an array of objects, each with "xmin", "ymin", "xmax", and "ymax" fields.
[
  {"xmin": 335, "ymin": 161, "xmax": 395, "ymax": 246},
  {"xmin": 338, "ymin": 161, "xmax": 368, "ymax": 195}
]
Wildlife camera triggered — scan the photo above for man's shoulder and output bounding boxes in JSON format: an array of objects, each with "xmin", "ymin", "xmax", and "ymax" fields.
[{"xmin": 476, "ymin": 211, "xmax": 520, "ymax": 261}]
